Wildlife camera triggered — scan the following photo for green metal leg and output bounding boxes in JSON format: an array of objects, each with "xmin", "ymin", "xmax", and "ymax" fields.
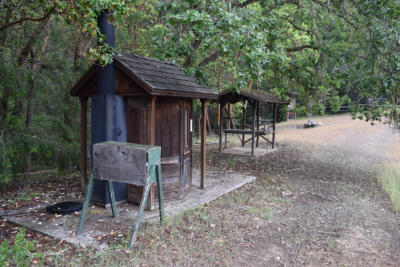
[
  {"xmin": 76, "ymin": 173, "xmax": 94, "ymax": 235},
  {"xmin": 107, "ymin": 180, "xmax": 117, "ymax": 218},
  {"xmin": 156, "ymin": 164, "xmax": 164, "ymax": 224},
  {"xmin": 129, "ymin": 176, "xmax": 152, "ymax": 248}
]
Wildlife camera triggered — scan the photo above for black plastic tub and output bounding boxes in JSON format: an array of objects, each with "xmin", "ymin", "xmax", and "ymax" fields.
[{"xmin": 46, "ymin": 201, "xmax": 83, "ymax": 215}]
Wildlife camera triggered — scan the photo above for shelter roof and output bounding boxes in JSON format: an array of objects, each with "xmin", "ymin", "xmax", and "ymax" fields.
[
  {"xmin": 218, "ymin": 89, "xmax": 289, "ymax": 104},
  {"xmin": 70, "ymin": 52, "xmax": 217, "ymax": 100}
]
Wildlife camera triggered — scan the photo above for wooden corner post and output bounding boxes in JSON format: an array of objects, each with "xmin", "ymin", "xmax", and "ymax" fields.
[
  {"xmin": 251, "ymin": 100, "xmax": 256, "ymax": 156},
  {"xmin": 241, "ymin": 99, "xmax": 247, "ymax": 147},
  {"xmin": 256, "ymin": 101, "xmax": 260, "ymax": 147},
  {"xmin": 80, "ymin": 96, "xmax": 88, "ymax": 192},
  {"xmin": 200, "ymin": 99, "xmax": 207, "ymax": 189},
  {"xmin": 218, "ymin": 102, "xmax": 224, "ymax": 152},
  {"xmin": 272, "ymin": 103, "xmax": 277, "ymax": 149}
]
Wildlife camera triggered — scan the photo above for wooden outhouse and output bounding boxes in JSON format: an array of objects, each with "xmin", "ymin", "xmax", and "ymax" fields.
[{"xmin": 70, "ymin": 52, "xmax": 217, "ymax": 207}]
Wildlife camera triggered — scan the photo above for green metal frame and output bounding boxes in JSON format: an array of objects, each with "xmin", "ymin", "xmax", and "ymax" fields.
[
  {"xmin": 76, "ymin": 163, "xmax": 164, "ymax": 249},
  {"xmin": 128, "ymin": 164, "xmax": 164, "ymax": 248}
]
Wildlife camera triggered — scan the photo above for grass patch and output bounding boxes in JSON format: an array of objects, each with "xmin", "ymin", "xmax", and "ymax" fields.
[
  {"xmin": 248, "ymin": 207, "xmax": 258, "ymax": 214},
  {"xmin": 0, "ymin": 227, "xmax": 44, "ymax": 266},
  {"xmin": 377, "ymin": 164, "xmax": 400, "ymax": 211},
  {"xmin": 262, "ymin": 213, "xmax": 270, "ymax": 220}
]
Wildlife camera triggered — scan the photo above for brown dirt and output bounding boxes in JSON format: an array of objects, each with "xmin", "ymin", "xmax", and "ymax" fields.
[{"xmin": 202, "ymin": 114, "xmax": 400, "ymax": 266}]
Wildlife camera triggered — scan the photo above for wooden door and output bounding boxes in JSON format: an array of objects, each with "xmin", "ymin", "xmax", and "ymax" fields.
[{"xmin": 155, "ymin": 98, "xmax": 182, "ymax": 199}]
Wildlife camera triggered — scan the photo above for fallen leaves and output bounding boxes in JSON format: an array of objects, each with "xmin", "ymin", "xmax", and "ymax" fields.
[{"xmin": 123, "ymin": 249, "xmax": 132, "ymax": 254}]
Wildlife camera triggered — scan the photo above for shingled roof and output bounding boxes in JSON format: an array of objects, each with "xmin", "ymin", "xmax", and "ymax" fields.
[
  {"xmin": 70, "ymin": 52, "xmax": 217, "ymax": 100},
  {"xmin": 219, "ymin": 89, "xmax": 289, "ymax": 104}
]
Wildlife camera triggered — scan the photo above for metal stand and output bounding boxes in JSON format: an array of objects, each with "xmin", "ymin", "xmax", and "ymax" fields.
[
  {"xmin": 76, "ymin": 164, "xmax": 164, "ymax": 249},
  {"xmin": 129, "ymin": 164, "xmax": 164, "ymax": 248}
]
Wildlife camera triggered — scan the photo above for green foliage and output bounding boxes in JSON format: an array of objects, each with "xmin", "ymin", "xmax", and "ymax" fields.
[
  {"xmin": 1, "ymin": 0, "xmax": 400, "ymax": 187},
  {"xmin": 329, "ymin": 95, "xmax": 350, "ymax": 113},
  {"xmin": 0, "ymin": 228, "xmax": 43, "ymax": 267},
  {"xmin": 0, "ymin": 7, "xmax": 84, "ymax": 186}
]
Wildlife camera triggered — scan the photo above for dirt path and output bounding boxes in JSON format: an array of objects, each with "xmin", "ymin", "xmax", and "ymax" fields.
[{"xmin": 253, "ymin": 115, "xmax": 400, "ymax": 265}]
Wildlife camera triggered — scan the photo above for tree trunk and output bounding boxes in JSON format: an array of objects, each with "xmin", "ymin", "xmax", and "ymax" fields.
[
  {"xmin": 206, "ymin": 108, "xmax": 212, "ymax": 135},
  {"xmin": 25, "ymin": 28, "xmax": 50, "ymax": 174},
  {"xmin": 248, "ymin": 80, "xmax": 253, "ymax": 90},
  {"xmin": 73, "ymin": 31, "xmax": 93, "ymax": 72},
  {"xmin": 0, "ymin": 8, "xmax": 12, "ymax": 47},
  {"xmin": 73, "ymin": 31, "xmax": 85, "ymax": 72},
  {"xmin": 18, "ymin": 15, "xmax": 52, "ymax": 67},
  {"xmin": 217, "ymin": 66, "xmax": 222, "ymax": 127},
  {"xmin": 0, "ymin": 87, "xmax": 11, "ymax": 128}
]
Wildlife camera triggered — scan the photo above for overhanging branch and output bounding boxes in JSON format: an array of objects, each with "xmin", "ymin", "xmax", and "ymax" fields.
[
  {"xmin": 286, "ymin": 44, "xmax": 318, "ymax": 52},
  {"xmin": 310, "ymin": 0, "xmax": 357, "ymax": 29},
  {"xmin": 0, "ymin": 8, "xmax": 54, "ymax": 31},
  {"xmin": 266, "ymin": 43, "xmax": 318, "ymax": 53},
  {"xmin": 198, "ymin": 51, "xmax": 220, "ymax": 67}
]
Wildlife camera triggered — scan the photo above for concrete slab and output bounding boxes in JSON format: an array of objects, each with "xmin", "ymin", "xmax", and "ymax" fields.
[
  {"xmin": 5, "ymin": 169, "xmax": 255, "ymax": 249},
  {"xmin": 222, "ymin": 146, "xmax": 278, "ymax": 157}
]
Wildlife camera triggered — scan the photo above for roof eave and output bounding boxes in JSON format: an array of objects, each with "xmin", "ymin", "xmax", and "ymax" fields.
[
  {"xmin": 114, "ymin": 58, "xmax": 154, "ymax": 95},
  {"xmin": 218, "ymin": 89, "xmax": 289, "ymax": 104},
  {"xmin": 69, "ymin": 65, "xmax": 97, "ymax": 97},
  {"xmin": 152, "ymin": 89, "xmax": 218, "ymax": 100}
]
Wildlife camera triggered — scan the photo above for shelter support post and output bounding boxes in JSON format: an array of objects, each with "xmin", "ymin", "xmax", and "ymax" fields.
[
  {"xmin": 219, "ymin": 102, "xmax": 224, "ymax": 152},
  {"xmin": 272, "ymin": 103, "xmax": 277, "ymax": 149},
  {"xmin": 242, "ymin": 100, "xmax": 247, "ymax": 147},
  {"xmin": 224, "ymin": 122, "xmax": 227, "ymax": 148},
  {"xmin": 256, "ymin": 101, "xmax": 260, "ymax": 148},
  {"xmin": 80, "ymin": 96, "xmax": 88, "ymax": 192},
  {"xmin": 251, "ymin": 100, "xmax": 256, "ymax": 156},
  {"xmin": 200, "ymin": 99, "xmax": 207, "ymax": 189},
  {"xmin": 217, "ymin": 103, "xmax": 220, "ymax": 127}
]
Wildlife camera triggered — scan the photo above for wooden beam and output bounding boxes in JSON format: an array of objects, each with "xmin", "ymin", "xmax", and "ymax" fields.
[
  {"xmin": 243, "ymin": 137, "xmax": 253, "ymax": 145},
  {"xmin": 256, "ymin": 101, "xmax": 260, "ymax": 147},
  {"xmin": 224, "ymin": 129, "xmax": 266, "ymax": 135},
  {"xmin": 251, "ymin": 101, "xmax": 256, "ymax": 156},
  {"xmin": 200, "ymin": 99, "xmax": 207, "ymax": 189},
  {"xmin": 224, "ymin": 104, "xmax": 228, "ymax": 149},
  {"xmin": 242, "ymin": 100, "xmax": 247, "ymax": 146},
  {"xmin": 217, "ymin": 103, "xmax": 221, "ymax": 127},
  {"xmin": 80, "ymin": 96, "xmax": 88, "ymax": 192},
  {"xmin": 259, "ymin": 135, "xmax": 273, "ymax": 144},
  {"xmin": 219, "ymin": 102, "xmax": 224, "ymax": 152},
  {"xmin": 272, "ymin": 103, "xmax": 277, "ymax": 149}
]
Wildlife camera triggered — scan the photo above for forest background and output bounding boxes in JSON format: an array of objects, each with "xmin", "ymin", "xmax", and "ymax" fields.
[{"xmin": 0, "ymin": 0, "xmax": 399, "ymax": 187}]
